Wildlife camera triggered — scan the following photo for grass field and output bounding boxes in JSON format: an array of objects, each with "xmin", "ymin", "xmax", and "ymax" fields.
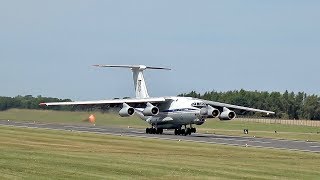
[
  {"xmin": 0, "ymin": 125, "xmax": 320, "ymax": 179},
  {"xmin": 201, "ymin": 121, "xmax": 320, "ymax": 142},
  {"xmin": 1, "ymin": 109, "xmax": 320, "ymax": 142},
  {"xmin": 236, "ymin": 118, "xmax": 320, "ymax": 127}
]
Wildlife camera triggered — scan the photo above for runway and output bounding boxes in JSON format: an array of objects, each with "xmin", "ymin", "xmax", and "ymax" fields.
[{"xmin": 1, "ymin": 120, "xmax": 319, "ymax": 153}]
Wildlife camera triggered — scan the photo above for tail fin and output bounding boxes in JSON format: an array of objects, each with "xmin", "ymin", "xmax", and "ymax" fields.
[{"xmin": 93, "ymin": 65, "xmax": 171, "ymax": 99}]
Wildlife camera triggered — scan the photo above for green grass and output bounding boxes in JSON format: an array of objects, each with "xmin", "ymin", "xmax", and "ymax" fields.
[
  {"xmin": 0, "ymin": 125, "xmax": 320, "ymax": 179},
  {"xmin": 1, "ymin": 109, "xmax": 320, "ymax": 142},
  {"xmin": 0, "ymin": 109, "xmax": 147, "ymax": 127},
  {"xmin": 201, "ymin": 120, "xmax": 320, "ymax": 142}
]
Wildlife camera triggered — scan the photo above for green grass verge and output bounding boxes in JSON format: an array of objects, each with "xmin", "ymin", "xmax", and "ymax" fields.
[
  {"xmin": 0, "ymin": 125, "xmax": 320, "ymax": 179},
  {"xmin": 201, "ymin": 120, "xmax": 320, "ymax": 142},
  {"xmin": 1, "ymin": 109, "xmax": 320, "ymax": 142},
  {"xmin": 0, "ymin": 109, "xmax": 148, "ymax": 127}
]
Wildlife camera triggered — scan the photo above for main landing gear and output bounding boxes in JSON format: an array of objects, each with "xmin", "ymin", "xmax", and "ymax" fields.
[
  {"xmin": 174, "ymin": 127, "xmax": 196, "ymax": 136},
  {"xmin": 145, "ymin": 125, "xmax": 196, "ymax": 136},
  {"xmin": 146, "ymin": 127, "xmax": 163, "ymax": 134}
]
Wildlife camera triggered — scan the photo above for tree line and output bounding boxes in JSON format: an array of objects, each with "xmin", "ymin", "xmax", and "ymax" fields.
[
  {"xmin": 179, "ymin": 90, "xmax": 320, "ymax": 120},
  {"xmin": 1, "ymin": 90, "xmax": 320, "ymax": 120},
  {"xmin": 0, "ymin": 95, "xmax": 72, "ymax": 111}
]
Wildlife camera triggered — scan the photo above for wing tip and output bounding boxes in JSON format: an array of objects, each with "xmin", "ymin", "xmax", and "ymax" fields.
[
  {"xmin": 92, "ymin": 64, "xmax": 102, "ymax": 67},
  {"xmin": 266, "ymin": 111, "xmax": 276, "ymax": 115},
  {"xmin": 39, "ymin": 103, "xmax": 47, "ymax": 106}
]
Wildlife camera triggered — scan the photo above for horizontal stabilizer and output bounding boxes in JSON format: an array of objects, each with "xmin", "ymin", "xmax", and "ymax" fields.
[
  {"xmin": 93, "ymin": 64, "xmax": 170, "ymax": 98},
  {"xmin": 93, "ymin": 64, "xmax": 171, "ymax": 71}
]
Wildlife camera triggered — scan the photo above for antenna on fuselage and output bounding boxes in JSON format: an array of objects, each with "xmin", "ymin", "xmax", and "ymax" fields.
[{"xmin": 93, "ymin": 65, "xmax": 171, "ymax": 99}]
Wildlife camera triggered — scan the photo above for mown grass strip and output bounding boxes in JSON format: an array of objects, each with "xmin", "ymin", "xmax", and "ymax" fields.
[{"xmin": 0, "ymin": 126, "xmax": 320, "ymax": 179}]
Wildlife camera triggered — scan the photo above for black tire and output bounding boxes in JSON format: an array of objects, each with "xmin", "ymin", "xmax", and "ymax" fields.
[
  {"xmin": 181, "ymin": 129, "xmax": 186, "ymax": 136},
  {"xmin": 152, "ymin": 128, "xmax": 156, "ymax": 134},
  {"xmin": 146, "ymin": 128, "xmax": 149, "ymax": 134},
  {"xmin": 174, "ymin": 129, "xmax": 178, "ymax": 135},
  {"xmin": 191, "ymin": 128, "xmax": 196, "ymax": 133},
  {"xmin": 187, "ymin": 128, "xmax": 192, "ymax": 135},
  {"xmin": 156, "ymin": 128, "xmax": 163, "ymax": 134},
  {"xmin": 177, "ymin": 129, "xmax": 181, "ymax": 135}
]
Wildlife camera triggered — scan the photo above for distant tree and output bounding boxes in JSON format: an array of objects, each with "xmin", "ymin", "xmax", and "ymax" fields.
[
  {"xmin": 179, "ymin": 90, "xmax": 320, "ymax": 120},
  {"xmin": 0, "ymin": 95, "xmax": 72, "ymax": 111},
  {"xmin": 1, "ymin": 91, "xmax": 320, "ymax": 120}
]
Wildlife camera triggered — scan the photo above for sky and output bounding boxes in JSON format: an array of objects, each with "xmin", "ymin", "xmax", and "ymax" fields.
[{"xmin": 0, "ymin": 0, "xmax": 319, "ymax": 100}]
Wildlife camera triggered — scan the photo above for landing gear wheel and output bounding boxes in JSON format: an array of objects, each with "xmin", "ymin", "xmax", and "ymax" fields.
[
  {"xmin": 156, "ymin": 128, "xmax": 163, "ymax": 134},
  {"xmin": 146, "ymin": 128, "xmax": 150, "ymax": 134},
  {"xmin": 151, "ymin": 128, "xmax": 156, "ymax": 134},
  {"xmin": 175, "ymin": 129, "xmax": 181, "ymax": 135},
  {"xmin": 186, "ymin": 128, "xmax": 192, "ymax": 135},
  {"xmin": 191, "ymin": 128, "xmax": 196, "ymax": 133},
  {"xmin": 181, "ymin": 129, "xmax": 186, "ymax": 136}
]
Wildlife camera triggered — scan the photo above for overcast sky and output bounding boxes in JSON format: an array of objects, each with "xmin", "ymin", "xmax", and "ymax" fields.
[{"xmin": 0, "ymin": 1, "xmax": 319, "ymax": 100}]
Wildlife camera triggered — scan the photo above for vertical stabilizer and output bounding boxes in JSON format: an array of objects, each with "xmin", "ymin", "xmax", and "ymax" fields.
[
  {"xmin": 93, "ymin": 64, "xmax": 171, "ymax": 99},
  {"xmin": 132, "ymin": 66, "xmax": 149, "ymax": 98}
]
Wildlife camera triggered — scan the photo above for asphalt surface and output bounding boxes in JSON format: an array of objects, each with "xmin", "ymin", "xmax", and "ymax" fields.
[{"xmin": 1, "ymin": 120, "xmax": 320, "ymax": 153}]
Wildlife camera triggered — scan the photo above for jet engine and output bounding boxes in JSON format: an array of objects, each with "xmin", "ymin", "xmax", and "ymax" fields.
[
  {"xmin": 219, "ymin": 107, "xmax": 236, "ymax": 120},
  {"xmin": 119, "ymin": 103, "xmax": 135, "ymax": 117},
  {"xmin": 207, "ymin": 105, "xmax": 220, "ymax": 118},
  {"xmin": 143, "ymin": 102, "xmax": 159, "ymax": 116}
]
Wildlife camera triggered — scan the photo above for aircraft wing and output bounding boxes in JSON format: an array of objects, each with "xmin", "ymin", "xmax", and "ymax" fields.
[
  {"xmin": 39, "ymin": 97, "xmax": 166, "ymax": 106},
  {"xmin": 202, "ymin": 100, "xmax": 275, "ymax": 115}
]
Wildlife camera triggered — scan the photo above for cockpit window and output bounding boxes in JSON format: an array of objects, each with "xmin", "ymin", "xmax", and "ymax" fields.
[{"xmin": 191, "ymin": 102, "xmax": 206, "ymax": 107}]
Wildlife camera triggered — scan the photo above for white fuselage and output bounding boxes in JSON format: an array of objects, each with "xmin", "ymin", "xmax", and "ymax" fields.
[{"xmin": 136, "ymin": 97, "xmax": 207, "ymax": 129}]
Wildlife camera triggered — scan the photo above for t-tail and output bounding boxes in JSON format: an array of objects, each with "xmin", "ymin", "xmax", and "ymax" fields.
[{"xmin": 93, "ymin": 65, "xmax": 171, "ymax": 99}]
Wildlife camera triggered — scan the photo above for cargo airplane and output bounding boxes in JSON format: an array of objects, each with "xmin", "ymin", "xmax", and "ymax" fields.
[{"xmin": 40, "ymin": 65, "xmax": 275, "ymax": 136}]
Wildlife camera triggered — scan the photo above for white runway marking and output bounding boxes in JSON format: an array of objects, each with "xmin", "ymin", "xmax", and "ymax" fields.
[
  {"xmin": 131, "ymin": 131, "xmax": 145, "ymax": 134},
  {"xmin": 64, "ymin": 126, "xmax": 91, "ymax": 129},
  {"xmin": 251, "ymin": 141, "xmax": 271, "ymax": 144},
  {"xmin": 88, "ymin": 127, "xmax": 106, "ymax": 130}
]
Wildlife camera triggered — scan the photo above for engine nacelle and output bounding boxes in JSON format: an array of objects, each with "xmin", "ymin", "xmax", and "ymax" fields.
[
  {"xmin": 219, "ymin": 107, "xmax": 236, "ymax": 120},
  {"xmin": 119, "ymin": 103, "xmax": 135, "ymax": 117},
  {"xmin": 143, "ymin": 103, "xmax": 159, "ymax": 116},
  {"xmin": 207, "ymin": 105, "xmax": 220, "ymax": 118}
]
